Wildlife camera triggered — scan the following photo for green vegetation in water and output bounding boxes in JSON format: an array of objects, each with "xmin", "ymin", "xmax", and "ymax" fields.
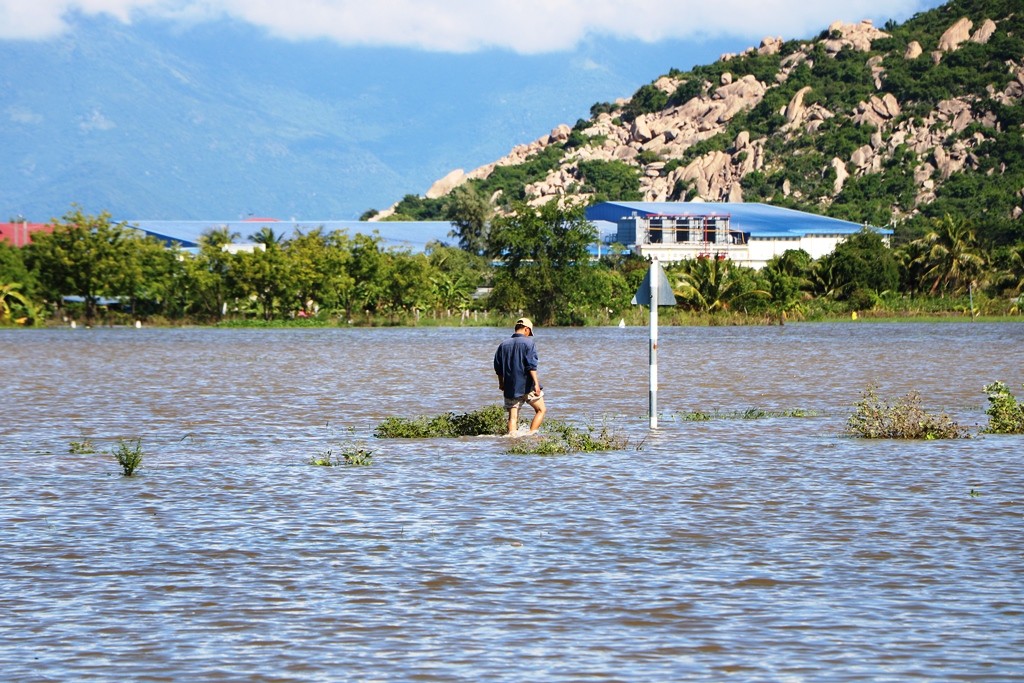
[
  {"xmin": 69, "ymin": 438, "xmax": 96, "ymax": 454},
  {"xmin": 675, "ymin": 408, "xmax": 819, "ymax": 421},
  {"xmin": 112, "ymin": 438, "xmax": 144, "ymax": 476},
  {"xmin": 374, "ymin": 405, "xmax": 507, "ymax": 438},
  {"xmin": 505, "ymin": 419, "xmax": 631, "ymax": 455},
  {"xmin": 310, "ymin": 443, "xmax": 375, "ymax": 466},
  {"xmin": 846, "ymin": 386, "xmax": 969, "ymax": 440},
  {"xmin": 982, "ymin": 381, "xmax": 1024, "ymax": 434}
]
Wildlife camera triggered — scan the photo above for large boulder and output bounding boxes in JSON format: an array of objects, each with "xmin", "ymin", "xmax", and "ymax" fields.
[
  {"xmin": 785, "ymin": 86, "xmax": 814, "ymax": 124},
  {"xmin": 851, "ymin": 144, "xmax": 874, "ymax": 170},
  {"xmin": 853, "ymin": 94, "xmax": 901, "ymax": 127},
  {"xmin": 758, "ymin": 36, "xmax": 784, "ymax": 56},
  {"xmin": 547, "ymin": 124, "xmax": 572, "ymax": 144},
  {"xmin": 938, "ymin": 17, "xmax": 973, "ymax": 52},
  {"xmin": 425, "ymin": 169, "xmax": 467, "ymax": 199},
  {"xmin": 970, "ymin": 19, "xmax": 997, "ymax": 45},
  {"xmin": 831, "ymin": 158, "xmax": 849, "ymax": 194},
  {"xmin": 822, "ymin": 20, "xmax": 889, "ymax": 53}
]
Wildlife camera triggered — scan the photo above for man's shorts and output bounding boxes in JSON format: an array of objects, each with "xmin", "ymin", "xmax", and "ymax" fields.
[{"xmin": 504, "ymin": 389, "xmax": 544, "ymax": 411}]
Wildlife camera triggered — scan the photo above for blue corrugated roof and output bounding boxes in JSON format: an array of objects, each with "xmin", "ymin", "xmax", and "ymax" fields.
[
  {"xmin": 122, "ymin": 219, "xmax": 457, "ymax": 250},
  {"xmin": 585, "ymin": 202, "xmax": 888, "ymax": 237}
]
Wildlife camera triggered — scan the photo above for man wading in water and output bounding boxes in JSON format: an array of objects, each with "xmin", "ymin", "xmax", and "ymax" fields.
[{"xmin": 493, "ymin": 317, "xmax": 546, "ymax": 436}]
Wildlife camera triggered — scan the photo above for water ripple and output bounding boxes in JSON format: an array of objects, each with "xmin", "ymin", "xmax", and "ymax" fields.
[{"xmin": 1, "ymin": 323, "xmax": 1022, "ymax": 681}]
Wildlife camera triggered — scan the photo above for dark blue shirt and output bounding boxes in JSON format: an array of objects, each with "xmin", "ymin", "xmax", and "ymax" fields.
[{"xmin": 494, "ymin": 333, "xmax": 538, "ymax": 399}]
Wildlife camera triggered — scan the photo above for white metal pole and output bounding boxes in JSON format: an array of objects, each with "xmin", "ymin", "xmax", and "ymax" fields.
[{"xmin": 649, "ymin": 259, "xmax": 659, "ymax": 430}]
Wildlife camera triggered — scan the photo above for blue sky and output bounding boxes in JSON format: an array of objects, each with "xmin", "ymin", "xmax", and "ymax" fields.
[{"xmin": 0, "ymin": 0, "xmax": 950, "ymax": 219}]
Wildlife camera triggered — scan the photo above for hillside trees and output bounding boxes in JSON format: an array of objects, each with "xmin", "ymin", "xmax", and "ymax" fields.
[
  {"xmin": 622, "ymin": 83, "xmax": 668, "ymax": 122},
  {"xmin": 576, "ymin": 160, "xmax": 643, "ymax": 203}
]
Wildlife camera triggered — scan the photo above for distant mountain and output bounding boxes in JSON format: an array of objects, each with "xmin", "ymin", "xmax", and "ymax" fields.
[
  {"xmin": 401, "ymin": 0, "xmax": 1023, "ymax": 244},
  {"xmin": 1, "ymin": 16, "xmax": 688, "ymax": 222}
]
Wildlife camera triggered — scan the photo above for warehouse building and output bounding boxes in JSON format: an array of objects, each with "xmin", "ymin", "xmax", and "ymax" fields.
[
  {"xmin": 124, "ymin": 218, "xmax": 456, "ymax": 252},
  {"xmin": 586, "ymin": 201, "xmax": 888, "ymax": 269}
]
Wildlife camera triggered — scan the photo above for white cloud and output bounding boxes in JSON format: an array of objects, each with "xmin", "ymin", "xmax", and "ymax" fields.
[
  {"xmin": 79, "ymin": 108, "xmax": 116, "ymax": 131},
  {"xmin": 0, "ymin": 0, "xmax": 941, "ymax": 51},
  {"xmin": 8, "ymin": 106, "xmax": 43, "ymax": 124}
]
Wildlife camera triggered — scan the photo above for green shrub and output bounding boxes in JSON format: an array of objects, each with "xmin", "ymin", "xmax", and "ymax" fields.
[
  {"xmin": 846, "ymin": 386, "xmax": 969, "ymax": 439},
  {"xmin": 982, "ymin": 382, "xmax": 1024, "ymax": 434},
  {"xmin": 112, "ymin": 438, "xmax": 144, "ymax": 476},
  {"xmin": 374, "ymin": 405, "xmax": 507, "ymax": 438}
]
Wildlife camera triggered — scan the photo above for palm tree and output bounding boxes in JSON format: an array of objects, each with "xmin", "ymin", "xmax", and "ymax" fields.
[
  {"xmin": 911, "ymin": 214, "xmax": 986, "ymax": 295},
  {"xmin": 671, "ymin": 256, "xmax": 768, "ymax": 313},
  {"xmin": 0, "ymin": 282, "xmax": 33, "ymax": 323},
  {"xmin": 249, "ymin": 226, "xmax": 286, "ymax": 247},
  {"xmin": 809, "ymin": 257, "xmax": 848, "ymax": 300},
  {"xmin": 196, "ymin": 227, "xmax": 240, "ymax": 320}
]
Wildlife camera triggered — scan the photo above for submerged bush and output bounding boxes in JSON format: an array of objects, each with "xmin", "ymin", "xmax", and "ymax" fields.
[
  {"xmin": 374, "ymin": 405, "xmax": 507, "ymax": 438},
  {"xmin": 69, "ymin": 439, "xmax": 96, "ymax": 454},
  {"xmin": 310, "ymin": 443, "xmax": 374, "ymax": 467},
  {"xmin": 982, "ymin": 382, "xmax": 1024, "ymax": 434},
  {"xmin": 505, "ymin": 420, "xmax": 630, "ymax": 455},
  {"xmin": 112, "ymin": 438, "xmax": 144, "ymax": 476},
  {"xmin": 675, "ymin": 408, "xmax": 818, "ymax": 421},
  {"xmin": 846, "ymin": 386, "xmax": 969, "ymax": 439}
]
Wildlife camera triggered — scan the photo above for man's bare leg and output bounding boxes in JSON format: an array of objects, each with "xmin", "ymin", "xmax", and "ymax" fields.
[
  {"xmin": 528, "ymin": 397, "xmax": 546, "ymax": 435},
  {"xmin": 507, "ymin": 406, "xmax": 520, "ymax": 435}
]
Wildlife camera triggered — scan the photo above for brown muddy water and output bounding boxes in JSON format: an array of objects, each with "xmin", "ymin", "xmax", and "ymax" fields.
[{"xmin": 1, "ymin": 322, "xmax": 1022, "ymax": 681}]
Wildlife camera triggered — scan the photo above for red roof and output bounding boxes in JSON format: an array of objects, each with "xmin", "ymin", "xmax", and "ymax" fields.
[{"xmin": 0, "ymin": 223, "xmax": 52, "ymax": 247}]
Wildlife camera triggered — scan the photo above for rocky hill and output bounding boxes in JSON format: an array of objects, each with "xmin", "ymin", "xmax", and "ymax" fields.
[{"xmin": 383, "ymin": 0, "xmax": 1023, "ymax": 244}]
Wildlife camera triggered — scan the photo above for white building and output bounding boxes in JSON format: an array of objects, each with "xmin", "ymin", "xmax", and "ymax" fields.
[{"xmin": 587, "ymin": 201, "xmax": 889, "ymax": 269}]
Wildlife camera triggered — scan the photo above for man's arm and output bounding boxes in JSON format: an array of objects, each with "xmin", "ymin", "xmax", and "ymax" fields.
[{"xmin": 494, "ymin": 347, "xmax": 504, "ymax": 390}]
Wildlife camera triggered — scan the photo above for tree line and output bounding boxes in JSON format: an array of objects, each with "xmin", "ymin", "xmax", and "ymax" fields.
[{"xmin": 1, "ymin": 203, "xmax": 1022, "ymax": 327}]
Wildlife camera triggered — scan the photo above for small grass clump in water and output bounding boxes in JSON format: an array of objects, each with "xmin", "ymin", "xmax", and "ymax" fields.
[
  {"xmin": 505, "ymin": 419, "xmax": 630, "ymax": 455},
  {"xmin": 374, "ymin": 405, "xmax": 506, "ymax": 438},
  {"xmin": 112, "ymin": 438, "xmax": 144, "ymax": 476},
  {"xmin": 675, "ymin": 408, "xmax": 819, "ymax": 421},
  {"xmin": 310, "ymin": 443, "xmax": 374, "ymax": 466},
  {"xmin": 69, "ymin": 438, "xmax": 96, "ymax": 454},
  {"xmin": 982, "ymin": 382, "xmax": 1024, "ymax": 434},
  {"xmin": 846, "ymin": 385, "xmax": 969, "ymax": 439}
]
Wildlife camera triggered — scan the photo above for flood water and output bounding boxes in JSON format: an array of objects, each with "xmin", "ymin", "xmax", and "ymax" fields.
[{"xmin": 1, "ymin": 322, "xmax": 1022, "ymax": 681}]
